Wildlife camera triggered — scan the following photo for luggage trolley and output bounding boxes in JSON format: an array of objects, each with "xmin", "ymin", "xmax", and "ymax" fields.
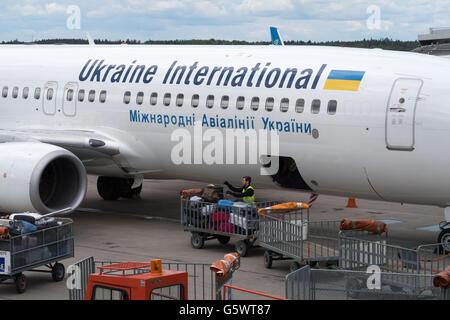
[
  {"xmin": 181, "ymin": 198, "xmax": 279, "ymax": 256},
  {"xmin": 0, "ymin": 217, "xmax": 74, "ymax": 293},
  {"xmin": 258, "ymin": 205, "xmax": 342, "ymax": 272},
  {"xmin": 338, "ymin": 231, "xmax": 450, "ymax": 295}
]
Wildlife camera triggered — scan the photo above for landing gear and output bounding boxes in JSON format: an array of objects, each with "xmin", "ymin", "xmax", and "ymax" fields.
[
  {"xmin": 97, "ymin": 176, "xmax": 143, "ymax": 201},
  {"xmin": 438, "ymin": 224, "xmax": 450, "ymax": 253}
]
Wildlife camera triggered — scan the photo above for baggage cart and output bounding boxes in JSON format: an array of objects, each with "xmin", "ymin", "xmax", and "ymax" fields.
[
  {"xmin": 339, "ymin": 231, "xmax": 450, "ymax": 275},
  {"xmin": 338, "ymin": 231, "xmax": 450, "ymax": 294},
  {"xmin": 0, "ymin": 217, "xmax": 74, "ymax": 293},
  {"xmin": 285, "ymin": 265, "xmax": 446, "ymax": 300},
  {"xmin": 258, "ymin": 206, "xmax": 343, "ymax": 272},
  {"xmin": 181, "ymin": 198, "xmax": 279, "ymax": 256}
]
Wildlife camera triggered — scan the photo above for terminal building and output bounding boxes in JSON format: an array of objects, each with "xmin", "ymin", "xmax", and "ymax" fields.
[{"xmin": 413, "ymin": 28, "xmax": 450, "ymax": 56}]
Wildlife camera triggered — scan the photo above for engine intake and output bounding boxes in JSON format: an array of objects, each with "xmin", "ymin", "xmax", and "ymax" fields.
[{"xmin": 0, "ymin": 142, "xmax": 87, "ymax": 213}]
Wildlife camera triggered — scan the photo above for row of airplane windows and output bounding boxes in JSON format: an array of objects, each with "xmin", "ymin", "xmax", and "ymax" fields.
[
  {"xmin": 123, "ymin": 91, "xmax": 338, "ymax": 115},
  {"xmin": 1, "ymin": 85, "xmax": 338, "ymax": 115}
]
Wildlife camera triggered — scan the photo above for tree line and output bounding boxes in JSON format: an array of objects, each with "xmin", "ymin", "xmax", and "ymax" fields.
[{"xmin": 0, "ymin": 37, "xmax": 421, "ymax": 51}]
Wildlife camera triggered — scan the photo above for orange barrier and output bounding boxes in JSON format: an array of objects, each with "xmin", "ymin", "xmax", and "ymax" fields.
[
  {"xmin": 258, "ymin": 202, "xmax": 309, "ymax": 215},
  {"xmin": 210, "ymin": 253, "xmax": 240, "ymax": 279},
  {"xmin": 433, "ymin": 266, "xmax": 450, "ymax": 289},
  {"xmin": 180, "ymin": 189, "xmax": 203, "ymax": 197},
  {"xmin": 223, "ymin": 284, "xmax": 287, "ymax": 300},
  {"xmin": 346, "ymin": 198, "xmax": 357, "ymax": 208},
  {"xmin": 340, "ymin": 219, "xmax": 388, "ymax": 235}
]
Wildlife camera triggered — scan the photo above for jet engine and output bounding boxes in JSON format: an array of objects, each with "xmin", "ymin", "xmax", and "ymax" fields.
[{"xmin": 0, "ymin": 142, "xmax": 87, "ymax": 213}]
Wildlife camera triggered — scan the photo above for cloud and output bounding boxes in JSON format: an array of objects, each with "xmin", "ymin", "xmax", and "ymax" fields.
[{"xmin": 2, "ymin": 0, "xmax": 450, "ymax": 41}]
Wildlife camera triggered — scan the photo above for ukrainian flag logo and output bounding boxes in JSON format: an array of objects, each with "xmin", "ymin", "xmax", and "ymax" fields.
[{"xmin": 324, "ymin": 70, "xmax": 365, "ymax": 91}]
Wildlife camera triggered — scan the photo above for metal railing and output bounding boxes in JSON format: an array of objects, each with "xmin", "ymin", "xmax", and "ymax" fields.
[
  {"xmin": 339, "ymin": 232, "xmax": 449, "ymax": 276},
  {"xmin": 286, "ymin": 266, "xmax": 448, "ymax": 300}
]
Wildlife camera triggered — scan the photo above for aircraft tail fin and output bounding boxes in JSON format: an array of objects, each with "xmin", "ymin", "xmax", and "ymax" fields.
[{"xmin": 270, "ymin": 26, "xmax": 284, "ymax": 46}]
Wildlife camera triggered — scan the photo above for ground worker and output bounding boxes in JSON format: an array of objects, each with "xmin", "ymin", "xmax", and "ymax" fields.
[{"xmin": 224, "ymin": 176, "xmax": 255, "ymax": 205}]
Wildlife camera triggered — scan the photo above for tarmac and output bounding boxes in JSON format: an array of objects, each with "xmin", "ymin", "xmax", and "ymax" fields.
[{"xmin": 0, "ymin": 176, "xmax": 445, "ymax": 300}]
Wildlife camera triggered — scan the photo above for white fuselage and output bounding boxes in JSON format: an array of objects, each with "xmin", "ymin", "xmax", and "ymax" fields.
[{"xmin": 1, "ymin": 45, "xmax": 450, "ymax": 206}]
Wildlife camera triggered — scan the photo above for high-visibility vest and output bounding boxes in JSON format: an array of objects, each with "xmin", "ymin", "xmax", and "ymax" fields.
[{"xmin": 242, "ymin": 186, "xmax": 255, "ymax": 204}]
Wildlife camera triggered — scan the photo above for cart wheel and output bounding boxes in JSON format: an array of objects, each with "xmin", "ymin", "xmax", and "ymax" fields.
[
  {"xmin": 52, "ymin": 263, "xmax": 65, "ymax": 282},
  {"xmin": 264, "ymin": 251, "xmax": 273, "ymax": 269},
  {"xmin": 217, "ymin": 236, "xmax": 230, "ymax": 245},
  {"xmin": 14, "ymin": 274, "xmax": 26, "ymax": 294},
  {"xmin": 438, "ymin": 229, "xmax": 450, "ymax": 253},
  {"xmin": 235, "ymin": 240, "xmax": 249, "ymax": 257},
  {"xmin": 289, "ymin": 261, "xmax": 301, "ymax": 273},
  {"xmin": 190, "ymin": 233, "xmax": 205, "ymax": 249}
]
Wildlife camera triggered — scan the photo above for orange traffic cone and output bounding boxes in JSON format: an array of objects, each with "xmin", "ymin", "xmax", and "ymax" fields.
[{"xmin": 347, "ymin": 198, "xmax": 358, "ymax": 208}]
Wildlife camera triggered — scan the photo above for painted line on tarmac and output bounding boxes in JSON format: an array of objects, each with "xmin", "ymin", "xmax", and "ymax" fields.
[{"xmin": 76, "ymin": 207, "xmax": 180, "ymax": 223}]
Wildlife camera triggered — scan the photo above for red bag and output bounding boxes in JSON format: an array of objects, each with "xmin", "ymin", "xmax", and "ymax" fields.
[
  {"xmin": 211, "ymin": 211, "xmax": 229, "ymax": 223},
  {"xmin": 218, "ymin": 222, "xmax": 234, "ymax": 233}
]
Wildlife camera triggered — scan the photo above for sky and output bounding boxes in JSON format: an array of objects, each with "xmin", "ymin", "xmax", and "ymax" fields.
[{"xmin": 1, "ymin": 0, "xmax": 449, "ymax": 42}]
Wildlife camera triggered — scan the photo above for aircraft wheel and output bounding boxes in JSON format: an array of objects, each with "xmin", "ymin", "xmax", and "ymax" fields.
[
  {"xmin": 438, "ymin": 228, "xmax": 450, "ymax": 253},
  {"xmin": 97, "ymin": 177, "xmax": 121, "ymax": 201}
]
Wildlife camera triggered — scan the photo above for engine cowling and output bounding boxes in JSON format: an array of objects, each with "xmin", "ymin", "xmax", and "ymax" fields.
[{"xmin": 0, "ymin": 142, "xmax": 87, "ymax": 213}]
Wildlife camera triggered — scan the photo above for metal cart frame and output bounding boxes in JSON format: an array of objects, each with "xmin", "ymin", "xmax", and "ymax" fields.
[
  {"xmin": 258, "ymin": 207, "xmax": 344, "ymax": 271},
  {"xmin": 181, "ymin": 198, "xmax": 279, "ymax": 256},
  {"xmin": 0, "ymin": 218, "xmax": 74, "ymax": 293}
]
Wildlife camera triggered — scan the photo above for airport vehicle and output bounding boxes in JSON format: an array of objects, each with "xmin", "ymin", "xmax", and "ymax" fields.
[
  {"xmin": 0, "ymin": 218, "xmax": 74, "ymax": 293},
  {"xmin": 181, "ymin": 198, "xmax": 279, "ymax": 256},
  {"xmin": 1, "ymin": 42, "xmax": 450, "ymax": 245},
  {"xmin": 84, "ymin": 260, "xmax": 189, "ymax": 300}
]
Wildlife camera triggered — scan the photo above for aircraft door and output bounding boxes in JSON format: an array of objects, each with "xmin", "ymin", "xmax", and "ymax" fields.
[
  {"xmin": 386, "ymin": 78, "xmax": 423, "ymax": 151},
  {"xmin": 42, "ymin": 81, "xmax": 58, "ymax": 115},
  {"xmin": 63, "ymin": 82, "xmax": 78, "ymax": 117}
]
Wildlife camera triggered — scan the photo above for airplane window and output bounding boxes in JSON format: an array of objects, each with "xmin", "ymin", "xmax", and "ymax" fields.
[
  {"xmin": 328, "ymin": 100, "xmax": 337, "ymax": 115},
  {"xmin": 251, "ymin": 97, "xmax": 260, "ymax": 111},
  {"xmin": 206, "ymin": 95, "xmax": 214, "ymax": 109},
  {"xmin": 150, "ymin": 93, "xmax": 158, "ymax": 106},
  {"xmin": 191, "ymin": 94, "xmax": 199, "ymax": 108},
  {"xmin": 236, "ymin": 96, "xmax": 245, "ymax": 110},
  {"xmin": 99, "ymin": 90, "xmax": 107, "ymax": 103},
  {"xmin": 265, "ymin": 97, "xmax": 274, "ymax": 112},
  {"xmin": 12, "ymin": 87, "xmax": 19, "ymax": 99},
  {"xmin": 47, "ymin": 88, "xmax": 54, "ymax": 101},
  {"xmin": 163, "ymin": 93, "xmax": 171, "ymax": 106},
  {"xmin": 312, "ymin": 99, "xmax": 321, "ymax": 114},
  {"xmin": 296, "ymin": 99, "xmax": 305, "ymax": 113},
  {"xmin": 176, "ymin": 94, "xmax": 184, "ymax": 107},
  {"xmin": 22, "ymin": 87, "xmax": 29, "ymax": 99},
  {"xmin": 88, "ymin": 90, "xmax": 96, "ymax": 102},
  {"xmin": 2, "ymin": 87, "xmax": 7, "ymax": 98},
  {"xmin": 66, "ymin": 89, "xmax": 74, "ymax": 102},
  {"xmin": 280, "ymin": 98, "xmax": 289, "ymax": 112},
  {"xmin": 34, "ymin": 88, "xmax": 41, "ymax": 100},
  {"xmin": 137, "ymin": 92, "xmax": 144, "ymax": 105},
  {"xmin": 78, "ymin": 89, "xmax": 85, "ymax": 102},
  {"xmin": 124, "ymin": 91, "xmax": 131, "ymax": 104},
  {"xmin": 221, "ymin": 96, "xmax": 229, "ymax": 109}
]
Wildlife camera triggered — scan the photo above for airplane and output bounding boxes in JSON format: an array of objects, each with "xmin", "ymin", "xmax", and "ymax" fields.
[{"xmin": 0, "ymin": 42, "xmax": 449, "ymax": 249}]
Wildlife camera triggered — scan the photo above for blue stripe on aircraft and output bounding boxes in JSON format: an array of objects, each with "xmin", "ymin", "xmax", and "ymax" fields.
[{"xmin": 328, "ymin": 70, "xmax": 365, "ymax": 81}]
